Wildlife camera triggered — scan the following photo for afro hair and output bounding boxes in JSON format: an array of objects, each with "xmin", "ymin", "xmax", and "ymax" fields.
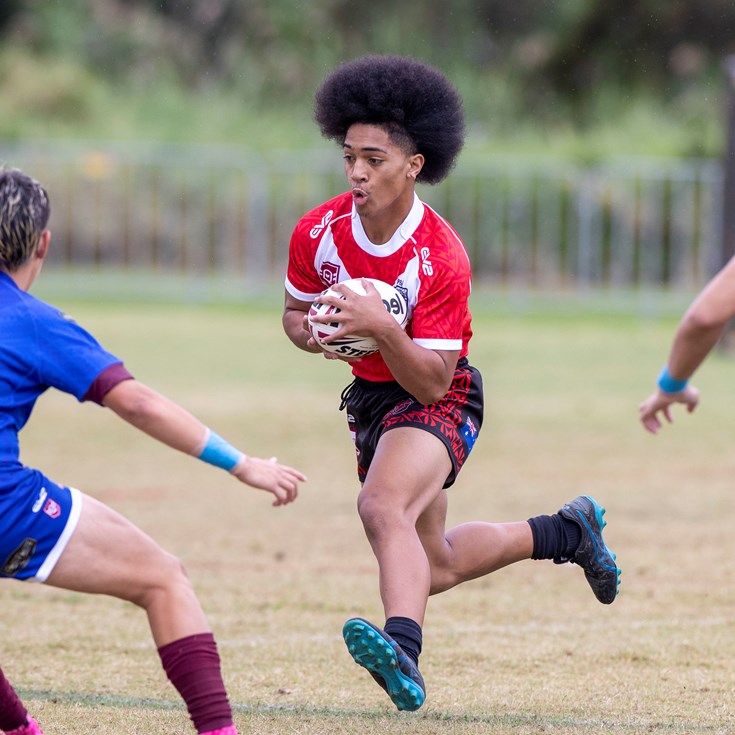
[{"xmin": 314, "ymin": 55, "xmax": 465, "ymax": 185}]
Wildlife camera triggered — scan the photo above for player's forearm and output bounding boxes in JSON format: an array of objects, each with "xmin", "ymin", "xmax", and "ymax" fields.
[
  {"xmin": 103, "ymin": 380, "xmax": 205, "ymax": 454},
  {"xmin": 661, "ymin": 260, "xmax": 735, "ymax": 383},
  {"xmin": 665, "ymin": 316, "xmax": 726, "ymax": 382},
  {"xmin": 378, "ymin": 335, "xmax": 456, "ymax": 405},
  {"xmin": 283, "ymin": 307, "xmax": 321, "ymax": 353}
]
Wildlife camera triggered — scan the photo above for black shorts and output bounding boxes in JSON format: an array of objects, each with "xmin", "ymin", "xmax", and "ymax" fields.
[{"xmin": 340, "ymin": 357, "xmax": 484, "ymax": 488}]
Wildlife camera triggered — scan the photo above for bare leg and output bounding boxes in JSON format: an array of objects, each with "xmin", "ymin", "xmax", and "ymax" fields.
[
  {"xmin": 44, "ymin": 493, "xmax": 235, "ymax": 733},
  {"xmin": 417, "ymin": 488, "xmax": 534, "ymax": 595},
  {"xmin": 357, "ymin": 428, "xmax": 449, "ymax": 624},
  {"xmin": 46, "ymin": 493, "xmax": 209, "ymax": 647},
  {"xmin": 358, "ymin": 427, "xmax": 535, "ymax": 623}
]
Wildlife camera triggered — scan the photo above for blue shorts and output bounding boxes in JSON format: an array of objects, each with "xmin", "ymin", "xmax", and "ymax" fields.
[{"xmin": 0, "ymin": 476, "xmax": 82, "ymax": 582}]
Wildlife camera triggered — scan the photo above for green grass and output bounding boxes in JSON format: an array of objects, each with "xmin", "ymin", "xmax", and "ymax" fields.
[{"xmin": 3, "ymin": 300, "xmax": 735, "ymax": 734}]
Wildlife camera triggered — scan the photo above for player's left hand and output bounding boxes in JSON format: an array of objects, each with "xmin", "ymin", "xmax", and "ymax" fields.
[
  {"xmin": 638, "ymin": 384, "xmax": 699, "ymax": 434},
  {"xmin": 231, "ymin": 455, "xmax": 306, "ymax": 506}
]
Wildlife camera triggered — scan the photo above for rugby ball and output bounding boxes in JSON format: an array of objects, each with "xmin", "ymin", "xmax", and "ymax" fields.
[{"xmin": 308, "ymin": 278, "xmax": 408, "ymax": 358}]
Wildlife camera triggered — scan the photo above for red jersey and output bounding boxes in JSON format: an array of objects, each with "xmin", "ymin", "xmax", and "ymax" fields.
[{"xmin": 285, "ymin": 191, "xmax": 473, "ymax": 382}]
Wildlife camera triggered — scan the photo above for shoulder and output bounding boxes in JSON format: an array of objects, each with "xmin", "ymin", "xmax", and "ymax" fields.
[
  {"xmin": 0, "ymin": 280, "xmax": 62, "ymax": 325},
  {"xmin": 415, "ymin": 203, "xmax": 471, "ymax": 276},
  {"xmin": 292, "ymin": 192, "xmax": 353, "ymax": 240}
]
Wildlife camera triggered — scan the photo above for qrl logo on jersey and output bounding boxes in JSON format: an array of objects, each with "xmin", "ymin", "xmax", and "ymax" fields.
[
  {"xmin": 310, "ymin": 210, "xmax": 334, "ymax": 239},
  {"xmin": 320, "ymin": 261, "xmax": 340, "ymax": 285},
  {"xmin": 43, "ymin": 498, "xmax": 62, "ymax": 519},
  {"xmin": 420, "ymin": 247, "xmax": 433, "ymax": 276}
]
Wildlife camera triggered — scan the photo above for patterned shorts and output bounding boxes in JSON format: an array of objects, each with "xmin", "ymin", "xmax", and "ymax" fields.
[{"xmin": 340, "ymin": 357, "xmax": 484, "ymax": 488}]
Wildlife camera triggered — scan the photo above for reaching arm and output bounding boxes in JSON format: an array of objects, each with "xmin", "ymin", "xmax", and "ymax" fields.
[
  {"xmin": 102, "ymin": 379, "xmax": 305, "ymax": 505},
  {"xmin": 639, "ymin": 255, "xmax": 735, "ymax": 434}
]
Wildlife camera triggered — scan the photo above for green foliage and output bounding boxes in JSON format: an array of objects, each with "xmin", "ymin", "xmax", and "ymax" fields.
[{"xmin": 0, "ymin": 0, "xmax": 730, "ymax": 157}]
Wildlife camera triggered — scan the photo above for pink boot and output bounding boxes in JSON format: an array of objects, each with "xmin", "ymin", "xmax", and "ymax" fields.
[
  {"xmin": 200, "ymin": 726, "xmax": 237, "ymax": 735},
  {"xmin": 5, "ymin": 717, "xmax": 44, "ymax": 735}
]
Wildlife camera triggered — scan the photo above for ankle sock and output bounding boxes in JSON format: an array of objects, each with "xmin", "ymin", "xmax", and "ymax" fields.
[
  {"xmin": 527, "ymin": 513, "xmax": 581, "ymax": 560},
  {"xmin": 158, "ymin": 632, "xmax": 233, "ymax": 734},
  {"xmin": 384, "ymin": 616, "xmax": 423, "ymax": 665}
]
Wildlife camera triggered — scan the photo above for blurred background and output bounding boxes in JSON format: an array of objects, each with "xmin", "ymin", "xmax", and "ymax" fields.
[{"xmin": 1, "ymin": 0, "xmax": 734, "ymax": 311}]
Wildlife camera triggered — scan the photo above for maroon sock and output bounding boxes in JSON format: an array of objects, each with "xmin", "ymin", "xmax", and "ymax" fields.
[
  {"xmin": 0, "ymin": 666, "xmax": 28, "ymax": 732},
  {"xmin": 157, "ymin": 633, "xmax": 233, "ymax": 734}
]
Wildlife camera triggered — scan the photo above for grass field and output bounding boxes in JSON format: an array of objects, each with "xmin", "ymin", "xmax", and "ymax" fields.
[{"xmin": 3, "ymin": 296, "xmax": 735, "ymax": 735}]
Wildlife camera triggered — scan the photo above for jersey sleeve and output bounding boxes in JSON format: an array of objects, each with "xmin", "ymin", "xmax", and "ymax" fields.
[
  {"xmin": 410, "ymin": 248, "xmax": 471, "ymax": 352},
  {"xmin": 285, "ymin": 216, "xmax": 325, "ymax": 302},
  {"xmin": 82, "ymin": 362, "xmax": 135, "ymax": 405},
  {"xmin": 35, "ymin": 307, "xmax": 126, "ymax": 402}
]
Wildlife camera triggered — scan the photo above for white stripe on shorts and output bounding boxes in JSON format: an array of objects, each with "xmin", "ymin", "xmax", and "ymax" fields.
[{"xmin": 34, "ymin": 487, "xmax": 83, "ymax": 583}]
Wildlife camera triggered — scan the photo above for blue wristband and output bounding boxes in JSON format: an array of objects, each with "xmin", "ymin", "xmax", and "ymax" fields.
[
  {"xmin": 197, "ymin": 430, "xmax": 243, "ymax": 471},
  {"xmin": 657, "ymin": 365, "xmax": 689, "ymax": 394}
]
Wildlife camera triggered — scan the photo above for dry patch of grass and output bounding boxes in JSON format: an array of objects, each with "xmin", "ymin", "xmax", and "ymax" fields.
[{"xmin": 3, "ymin": 304, "xmax": 734, "ymax": 734}]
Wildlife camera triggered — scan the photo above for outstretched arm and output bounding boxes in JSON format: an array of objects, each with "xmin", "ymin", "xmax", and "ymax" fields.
[
  {"xmin": 102, "ymin": 379, "xmax": 305, "ymax": 505},
  {"xmin": 639, "ymin": 255, "xmax": 735, "ymax": 433}
]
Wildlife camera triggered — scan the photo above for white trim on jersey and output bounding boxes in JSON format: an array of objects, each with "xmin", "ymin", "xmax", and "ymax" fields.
[
  {"xmin": 351, "ymin": 193, "xmax": 425, "ymax": 255},
  {"xmin": 284, "ymin": 276, "xmax": 321, "ymax": 303},
  {"xmin": 413, "ymin": 337, "xmax": 463, "ymax": 351}
]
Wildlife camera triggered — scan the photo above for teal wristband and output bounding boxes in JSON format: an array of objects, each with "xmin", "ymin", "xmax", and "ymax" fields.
[
  {"xmin": 197, "ymin": 430, "xmax": 242, "ymax": 471},
  {"xmin": 657, "ymin": 365, "xmax": 689, "ymax": 394}
]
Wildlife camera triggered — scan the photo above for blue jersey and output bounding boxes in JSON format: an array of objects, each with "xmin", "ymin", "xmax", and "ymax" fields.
[{"xmin": 0, "ymin": 272, "xmax": 122, "ymax": 495}]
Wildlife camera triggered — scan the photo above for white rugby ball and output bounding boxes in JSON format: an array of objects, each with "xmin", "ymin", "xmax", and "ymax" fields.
[{"xmin": 308, "ymin": 278, "xmax": 408, "ymax": 358}]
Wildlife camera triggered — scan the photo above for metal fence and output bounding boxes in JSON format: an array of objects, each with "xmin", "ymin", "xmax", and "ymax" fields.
[{"xmin": 0, "ymin": 141, "xmax": 724, "ymax": 294}]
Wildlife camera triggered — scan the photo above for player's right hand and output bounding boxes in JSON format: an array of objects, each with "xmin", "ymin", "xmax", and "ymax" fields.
[
  {"xmin": 231, "ymin": 455, "xmax": 306, "ymax": 506},
  {"xmin": 638, "ymin": 384, "xmax": 699, "ymax": 434}
]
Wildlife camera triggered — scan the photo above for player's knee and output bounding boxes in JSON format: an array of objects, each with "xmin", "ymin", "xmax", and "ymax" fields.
[
  {"xmin": 428, "ymin": 568, "xmax": 457, "ymax": 595},
  {"xmin": 356, "ymin": 491, "xmax": 408, "ymax": 539},
  {"xmin": 130, "ymin": 548, "xmax": 193, "ymax": 608}
]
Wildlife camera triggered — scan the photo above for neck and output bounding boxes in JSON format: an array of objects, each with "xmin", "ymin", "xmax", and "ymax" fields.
[
  {"xmin": 359, "ymin": 193, "xmax": 415, "ymax": 245},
  {"xmin": 4, "ymin": 263, "xmax": 37, "ymax": 292}
]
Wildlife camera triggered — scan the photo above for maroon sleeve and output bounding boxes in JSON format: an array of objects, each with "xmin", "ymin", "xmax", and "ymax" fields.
[{"xmin": 82, "ymin": 362, "xmax": 135, "ymax": 405}]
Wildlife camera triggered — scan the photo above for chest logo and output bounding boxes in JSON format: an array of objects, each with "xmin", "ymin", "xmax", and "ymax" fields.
[{"xmin": 320, "ymin": 261, "xmax": 341, "ymax": 286}]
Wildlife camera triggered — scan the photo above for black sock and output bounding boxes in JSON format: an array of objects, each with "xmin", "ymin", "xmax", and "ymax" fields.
[
  {"xmin": 527, "ymin": 513, "xmax": 581, "ymax": 560},
  {"xmin": 384, "ymin": 616, "xmax": 423, "ymax": 665}
]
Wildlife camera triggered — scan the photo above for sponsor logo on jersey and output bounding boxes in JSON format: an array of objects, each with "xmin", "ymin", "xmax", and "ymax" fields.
[
  {"xmin": 43, "ymin": 498, "xmax": 62, "ymax": 519},
  {"xmin": 310, "ymin": 209, "xmax": 334, "ymax": 239},
  {"xmin": 320, "ymin": 261, "xmax": 341, "ymax": 285},
  {"xmin": 420, "ymin": 246, "xmax": 433, "ymax": 276},
  {"xmin": 32, "ymin": 487, "xmax": 48, "ymax": 513},
  {"xmin": 2, "ymin": 537, "xmax": 37, "ymax": 576}
]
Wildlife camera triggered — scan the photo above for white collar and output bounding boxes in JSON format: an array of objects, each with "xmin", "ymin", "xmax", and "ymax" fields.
[{"xmin": 351, "ymin": 192, "xmax": 425, "ymax": 256}]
